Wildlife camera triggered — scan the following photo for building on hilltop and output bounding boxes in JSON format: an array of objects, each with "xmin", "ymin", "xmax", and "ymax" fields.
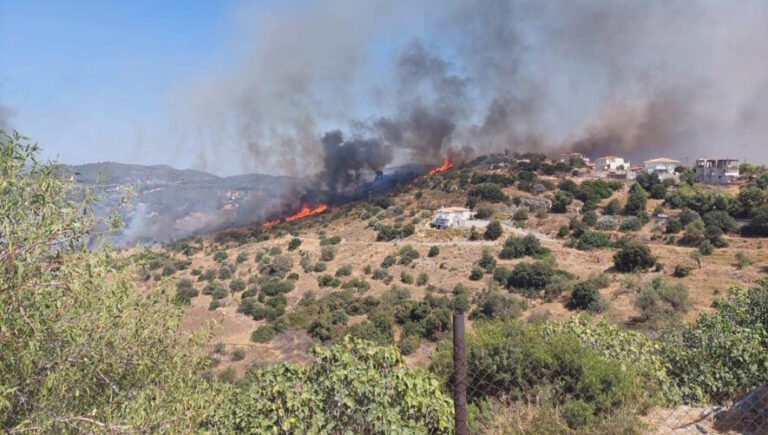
[
  {"xmin": 431, "ymin": 207, "xmax": 472, "ymax": 229},
  {"xmin": 695, "ymin": 159, "xmax": 740, "ymax": 184},
  {"xmin": 595, "ymin": 156, "xmax": 630, "ymax": 172},
  {"xmin": 644, "ymin": 157, "xmax": 681, "ymax": 180}
]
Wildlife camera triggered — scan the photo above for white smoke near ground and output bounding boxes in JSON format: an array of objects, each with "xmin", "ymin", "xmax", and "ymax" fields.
[{"xmin": 176, "ymin": 0, "xmax": 768, "ymax": 173}]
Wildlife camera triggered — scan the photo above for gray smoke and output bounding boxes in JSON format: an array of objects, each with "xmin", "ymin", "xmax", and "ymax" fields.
[
  {"xmin": 178, "ymin": 0, "xmax": 768, "ymax": 178},
  {"xmin": 0, "ymin": 105, "xmax": 14, "ymax": 132}
]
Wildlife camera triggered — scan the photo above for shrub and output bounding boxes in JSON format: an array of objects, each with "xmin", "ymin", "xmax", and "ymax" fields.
[
  {"xmin": 231, "ymin": 348, "xmax": 246, "ymax": 361},
  {"xmin": 673, "ymin": 264, "xmax": 691, "ymax": 278},
  {"xmin": 431, "ymin": 321, "xmax": 647, "ymax": 423},
  {"xmin": 318, "ymin": 274, "xmax": 340, "ymax": 288},
  {"xmin": 218, "ymin": 265, "xmax": 233, "ymax": 280},
  {"xmin": 698, "ymin": 240, "xmax": 714, "ymax": 256},
  {"xmin": 229, "ymin": 278, "xmax": 246, "ymax": 292},
  {"xmin": 380, "ymin": 255, "xmax": 396, "ymax": 268},
  {"xmin": 398, "ymin": 245, "xmax": 420, "ymax": 265},
  {"xmin": 507, "ymin": 261, "xmax": 569, "ymax": 297},
  {"xmin": 619, "ymin": 216, "xmax": 643, "ymax": 232},
  {"xmin": 513, "ymin": 208, "xmax": 529, "ymax": 221},
  {"xmin": 581, "ymin": 210, "xmax": 598, "ymax": 227},
  {"xmin": 470, "ymin": 291, "xmax": 526, "ymax": 321},
  {"xmin": 468, "ymin": 183, "xmax": 508, "ymax": 203},
  {"xmin": 604, "ymin": 198, "xmax": 622, "ymax": 215},
  {"xmin": 330, "ymin": 309, "xmax": 348, "ymax": 325},
  {"xmin": 334, "ymin": 265, "xmax": 352, "ymax": 277},
  {"xmin": 624, "ymin": 184, "xmax": 648, "ymax": 216},
  {"xmin": 469, "ymin": 267, "xmax": 484, "ymax": 281},
  {"xmin": 313, "ymin": 262, "xmax": 327, "ymax": 272},
  {"xmin": 633, "ymin": 278, "xmax": 689, "ymax": 327},
  {"xmin": 484, "ymin": 220, "xmax": 503, "ymax": 240},
  {"xmin": 557, "ymin": 225, "xmax": 570, "ymax": 238},
  {"xmin": 551, "ymin": 190, "xmax": 573, "ymax": 213},
  {"xmin": 735, "ymin": 252, "xmax": 753, "ymax": 270},
  {"xmin": 478, "ymin": 248, "xmax": 496, "ymax": 272},
  {"xmin": 665, "ymin": 218, "xmax": 683, "ymax": 234},
  {"xmin": 300, "ymin": 255, "xmax": 312, "ymax": 273},
  {"xmin": 613, "ymin": 241, "xmax": 656, "ymax": 273},
  {"xmin": 372, "ymin": 268, "xmax": 391, "ymax": 281},
  {"xmin": 320, "ymin": 246, "xmax": 336, "ymax": 262},
  {"xmin": 288, "ymin": 237, "xmax": 302, "ymax": 251},
  {"xmin": 568, "ymin": 282, "xmax": 605, "ymax": 312},
  {"xmin": 398, "ymin": 335, "xmax": 421, "ymax": 356},
  {"xmin": 213, "ymin": 250, "xmax": 228, "ymax": 262},
  {"xmin": 563, "ymin": 399, "xmax": 594, "ymax": 429},
  {"xmin": 251, "ymin": 326, "xmax": 276, "ymax": 343},
  {"xmin": 428, "ymin": 246, "xmax": 440, "ymax": 257},
  {"xmin": 208, "ymin": 300, "xmax": 221, "ymax": 311},
  {"xmin": 475, "ymin": 206, "xmax": 494, "ymax": 219},
  {"xmin": 416, "ymin": 272, "xmax": 429, "ymax": 286},
  {"xmin": 702, "ymin": 210, "xmax": 738, "ymax": 233},
  {"xmin": 320, "ymin": 235, "xmax": 342, "ymax": 246},
  {"xmin": 400, "ymin": 271, "xmax": 414, "ymax": 284},
  {"xmin": 576, "ymin": 231, "xmax": 612, "ymax": 251},
  {"xmin": 341, "ymin": 278, "xmax": 370, "ymax": 292}
]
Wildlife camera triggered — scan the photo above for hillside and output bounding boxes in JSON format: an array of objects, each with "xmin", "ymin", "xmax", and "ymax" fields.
[{"xmin": 145, "ymin": 154, "xmax": 768, "ymax": 376}]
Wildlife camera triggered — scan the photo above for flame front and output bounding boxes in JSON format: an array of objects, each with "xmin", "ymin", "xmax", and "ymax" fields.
[
  {"xmin": 263, "ymin": 203, "xmax": 329, "ymax": 228},
  {"xmin": 428, "ymin": 158, "xmax": 453, "ymax": 176}
]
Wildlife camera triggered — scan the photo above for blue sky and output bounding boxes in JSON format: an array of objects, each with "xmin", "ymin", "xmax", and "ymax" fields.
[{"xmin": 0, "ymin": 0, "xmax": 239, "ymax": 168}]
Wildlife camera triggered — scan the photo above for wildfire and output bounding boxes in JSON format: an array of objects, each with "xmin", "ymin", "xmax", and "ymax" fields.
[
  {"xmin": 262, "ymin": 203, "xmax": 329, "ymax": 228},
  {"xmin": 428, "ymin": 158, "xmax": 453, "ymax": 176}
]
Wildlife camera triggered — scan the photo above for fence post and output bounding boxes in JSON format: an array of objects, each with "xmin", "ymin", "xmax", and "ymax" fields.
[{"xmin": 453, "ymin": 311, "xmax": 468, "ymax": 435}]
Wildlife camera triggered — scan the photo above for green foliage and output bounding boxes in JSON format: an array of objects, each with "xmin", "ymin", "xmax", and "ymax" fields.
[
  {"xmin": 398, "ymin": 335, "xmax": 421, "ymax": 356},
  {"xmin": 499, "ymin": 234, "xmax": 549, "ymax": 259},
  {"xmin": 428, "ymin": 245, "xmax": 440, "ymax": 257},
  {"xmin": 210, "ymin": 338, "xmax": 453, "ymax": 433},
  {"xmin": 619, "ymin": 216, "xmax": 643, "ymax": 232},
  {"xmin": 469, "ymin": 267, "xmax": 484, "ymax": 281},
  {"xmin": 474, "ymin": 206, "xmax": 494, "ymax": 219},
  {"xmin": 673, "ymin": 264, "xmax": 691, "ymax": 278},
  {"xmin": 604, "ymin": 198, "xmax": 622, "ymax": 215},
  {"xmin": 313, "ymin": 261, "xmax": 327, "ymax": 272},
  {"xmin": 613, "ymin": 241, "xmax": 656, "ymax": 273},
  {"xmin": 174, "ymin": 279, "xmax": 199, "ymax": 305},
  {"xmin": 288, "ymin": 237, "xmax": 302, "ymax": 251},
  {"xmin": 633, "ymin": 278, "xmax": 690, "ymax": 327},
  {"xmin": 576, "ymin": 231, "xmax": 612, "ymax": 251},
  {"xmin": 698, "ymin": 240, "xmax": 714, "ymax": 255},
  {"xmin": 318, "ymin": 274, "xmax": 341, "ymax": 288},
  {"xmin": 319, "ymin": 235, "xmax": 341, "ymax": 246},
  {"xmin": 467, "ymin": 182, "xmax": 508, "ymax": 203},
  {"xmin": 507, "ymin": 261, "xmax": 571, "ymax": 298},
  {"xmin": 400, "ymin": 271, "xmax": 414, "ymax": 284},
  {"xmin": 229, "ymin": 278, "xmax": 246, "ymax": 292},
  {"xmin": 735, "ymin": 252, "xmax": 752, "ymax": 269},
  {"xmin": 471, "ymin": 291, "xmax": 526, "ymax": 321},
  {"xmin": 236, "ymin": 251, "xmax": 248, "ymax": 264},
  {"xmin": 743, "ymin": 205, "xmax": 768, "ymax": 236},
  {"xmin": 432, "ymin": 321, "xmax": 649, "ymax": 426},
  {"xmin": 484, "ymin": 220, "xmax": 503, "ymax": 240},
  {"xmin": 512, "ymin": 208, "xmax": 529, "ymax": 221},
  {"xmin": 231, "ymin": 348, "xmax": 246, "ymax": 361},
  {"xmin": 213, "ymin": 250, "xmax": 228, "ymax": 262},
  {"xmin": 335, "ymin": 264, "xmax": 352, "ymax": 277},
  {"xmin": 251, "ymin": 326, "xmax": 276, "ymax": 343},
  {"xmin": 624, "ymin": 183, "xmax": 648, "ymax": 216},
  {"xmin": 568, "ymin": 282, "xmax": 605, "ymax": 313},
  {"xmin": 398, "ymin": 244, "xmax": 420, "ymax": 265},
  {"xmin": 478, "ymin": 248, "xmax": 496, "ymax": 272},
  {"xmin": 550, "ymin": 190, "xmax": 573, "ymax": 213},
  {"xmin": 665, "ymin": 218, "xmax": 683, "ymax": 234}
]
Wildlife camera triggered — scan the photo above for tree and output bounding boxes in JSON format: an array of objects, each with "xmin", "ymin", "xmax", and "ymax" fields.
[
  {"xmin": 743, "ymin": 205, "xmax": 768, "ymax": 236},
  {"xmin": 551, "ymin": 190, "xmax": 573, "ymax": 213},
  {"xmin": 484, "ymin": 220, "xmax": 503, "ymax": 240},
  {"xmin": 624, "ymin": 183, "xmax": 648, "ymax": 216},
  {"xmin": 613, "ymin": 241, "xmax": 656, "ymax": 272},
  {"xmin": 604, "ymin": 198, "xmax": 622, "ymax": 216},
  {"xmin": 288, "ymin": 237, "xmax": 302, "ymax": 251},
  {"xmin": 0, "ymin": 132, "xmax": 217, "ymax": 431}
]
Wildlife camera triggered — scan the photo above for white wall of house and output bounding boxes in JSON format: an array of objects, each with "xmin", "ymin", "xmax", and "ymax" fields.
[
  {"xmin": 644, "ymin": 159, "xmax": 680, "ymax": 179},
  {"xmin": 431, "ymin": 207, "xmax": 472, "ymax": 228},
  {"xmin": 595, "ymin": 157, "xmax": 629, "ymax": 172}
]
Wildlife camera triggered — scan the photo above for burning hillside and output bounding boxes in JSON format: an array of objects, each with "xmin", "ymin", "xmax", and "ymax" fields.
[{"xmin": 263, "ymin": 203, "xmax": 329, "ymax": 228}]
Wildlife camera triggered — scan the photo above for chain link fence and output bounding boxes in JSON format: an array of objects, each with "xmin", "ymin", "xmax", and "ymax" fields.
[{"xmin": 449, "ymin": 311, "xmax": 768, "ymax": 434}]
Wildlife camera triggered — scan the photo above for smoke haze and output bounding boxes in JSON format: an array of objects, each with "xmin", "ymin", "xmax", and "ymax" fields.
[{"xmin": 177, "ymin": 0, "xmax": 768, "ymax": 176}]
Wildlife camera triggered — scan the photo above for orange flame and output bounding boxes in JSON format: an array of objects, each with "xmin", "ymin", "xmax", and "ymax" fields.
[
  {"xmin": 285, "ymin": 203, "xmax": 328, "ymax": 222},
  {"xmin": 428, "ymin": 158, "xmax": 453, "ymax": 176},
  {"xmin": 262, "ymin": 203, "xmax": 329, "ymax": 228}
]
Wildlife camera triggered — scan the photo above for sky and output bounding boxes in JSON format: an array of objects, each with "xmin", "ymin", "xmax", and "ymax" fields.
[
  {"xmin": 0, "ymin": 0, "xmax": 239, "ymax": 171},
  {"xmin": 2, "ymin": 1, "xmax": 768, "ymax": 176}
]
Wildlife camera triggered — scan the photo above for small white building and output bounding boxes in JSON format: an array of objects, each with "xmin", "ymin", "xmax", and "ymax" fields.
[
  {"xmin": 431, "ymin": 206, "xmax": 472, "ymax": 229},
  {"xmin": 644, "ymin": 157, "xmax": 680, "ymax": 180},
  {"xmin": 696, "ymin": 159, "xmax": 740, "ymax": 184},
  {"xmin": 595, "ymin": 156, "xmax": 630, "ymax": 172},
  {"xmin": 559, "ymin": 152, "xmax": 590, "ymax": 165}
]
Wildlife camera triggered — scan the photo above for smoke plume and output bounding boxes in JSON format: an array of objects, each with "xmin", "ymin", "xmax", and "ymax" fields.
[{"xmin": 176, "ymin": 0, "xmax": 768, "ymax": 173}]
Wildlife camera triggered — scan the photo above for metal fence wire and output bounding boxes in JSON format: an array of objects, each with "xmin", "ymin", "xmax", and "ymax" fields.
[{"xmin": 450, "ymin": 311, "xmax": 768, "ymax": 435}]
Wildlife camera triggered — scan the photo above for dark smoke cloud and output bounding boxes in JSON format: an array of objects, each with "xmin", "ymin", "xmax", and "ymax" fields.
[{"xmin": 178, "ymin": 0, "xmax": 768, "ymax": 180}]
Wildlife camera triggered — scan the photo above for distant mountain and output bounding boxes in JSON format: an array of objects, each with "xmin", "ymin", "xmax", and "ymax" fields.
[{"xmin": 65, "ymin": 162, "xmax": 298, "ymax": 246}]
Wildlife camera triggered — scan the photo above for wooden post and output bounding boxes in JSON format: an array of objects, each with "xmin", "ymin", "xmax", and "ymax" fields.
[{"xmin": 453, "ymin": 312, "xmax": 468, "ymax": 435}]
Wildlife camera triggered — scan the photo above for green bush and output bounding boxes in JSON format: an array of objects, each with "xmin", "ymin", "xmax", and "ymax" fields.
[
  {"xmin": 174, "ymin": 279, "xmax": 199, "ymax": 305},
  {"xmin": 484, "ymin": 220, "xmax": 503, "ymax": 240},
  {"xmin": 218, "ymin": 265, "xmax": 233, "ymax": 280},
  {"xmin": 398, "ymin": 245, "xmax": 420, "ymax": 265},
  {"xmin": 213, "ymin": 250, "xmax": 228, "ymax": 262},
  {"xmin": 624, "ymin": 183, "xmax": 648, "ymax": 216},
  {"xmin": 431, "ymin": 321, "xmax": 648, "ymax": 424},
  {"xmin": 400, "ymin": 271, "xmax": 414, "ymax": 284},
  {"xmin": 251, "ymin": 326, "xmax": 276, "ymax": 343},
  {"xmin": 568, "ymin": 282, "xmax": 605, "ymax": 313},
  {"xmin": 698, "ymin": 240, "xmax": 714, "ymax": 255},
  {"xmin": 335, "ymin": 265, "xmax": 352, "ymax": 277},
  {"xmin": 633, "ymin": 278, "xmax": 689, "ymax": 327},
  {"xmin": 507, "ymin": 261, "xmax": 570, "ymax": 298},
  {"xmin": 613, "ymin": 241, "xmax": 656, "ymax": 273},
  {"xmin": 288, "ymin": 237, "xmax": 302, "ymax": 251},
  {"xmin": 320, "ymin": 235, "xmax": 342, "ymax": 246},
  {"xmin": 428, "ymin": 246, "xmax": 440, "ymax": 257},
  {"xmin": 469, "ymin": 267, "xmax": 484, "ymax": 281},
  {"xmin": 320, "ymin": 246, "xmax": 336, "ymax": 262},
  {"xmin": 665, "ymin": 218, "xmax": 683, "ymax": 234},
  {"xmin": 576, "ymin": 231, "xmax": 612, "ymax": 251},
  {"xmin": 619, "ymin": 216, "xmax": 643, "ymax": 232},
  {"xmin": 673, "ymin": 264, "xmax": 691, "ymax": 278},
  {"xmin": 231, "ymin": 348, "xmax": 246, "ymax": 361},
  {"xmin": 313, "ymin": 262, "xmax": 327, "ymax": 272},
  {"xmin": 380, "ymin": 255, "xmax": 396, "ymax": 268},
  {"xmin": 211, "ymin": 338, "xmax": 454, "ymax": 433},
  {"xmin": 474, "ymin": 206, "xmax": 494, "ymax": 219},
  {"xmin": 398, "ymin": 335, "xmax": 421, "ymax": 356},
  {"xmin": 229, "ymin": 278, "xmax": 246, "ymax": 292},
  {"xmin": 208, "ymin": 300, "xmax": 221, "ymax": 311},
  {"xmin": 372, "ymin": 268, "xmax": 391, "ymax": 281},
  {"xmin": 416, "ymin": 272, "xmax": 429, "ymax": 286},
  {"xmin": 318, "ymin": 274, "xmax": 340, "ymax": 288},
  {"xmin": 470, "ymin": 291, "xmax": 526, "ymax": 321}
]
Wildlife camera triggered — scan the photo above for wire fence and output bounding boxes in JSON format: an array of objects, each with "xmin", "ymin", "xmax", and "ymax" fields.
[{"xmin": 450, "ymin": 311, "xmax": 768, "ymax": 434}]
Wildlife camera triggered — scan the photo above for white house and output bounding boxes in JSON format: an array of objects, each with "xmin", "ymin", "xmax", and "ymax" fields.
[
  {"xmin": 431, "ymin": 207, "xmax": 472, "ymax": 229},
  {"xmin": 644, "ymin": 157, "xmax": 680, "ymax": 180},
  {"xmin": 595, "ymin": 156, "xmax": 629, "ymax": 172},
  {"xmin": 695, "ymin": 159, "xmax": 740, "ymax": 184}
]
